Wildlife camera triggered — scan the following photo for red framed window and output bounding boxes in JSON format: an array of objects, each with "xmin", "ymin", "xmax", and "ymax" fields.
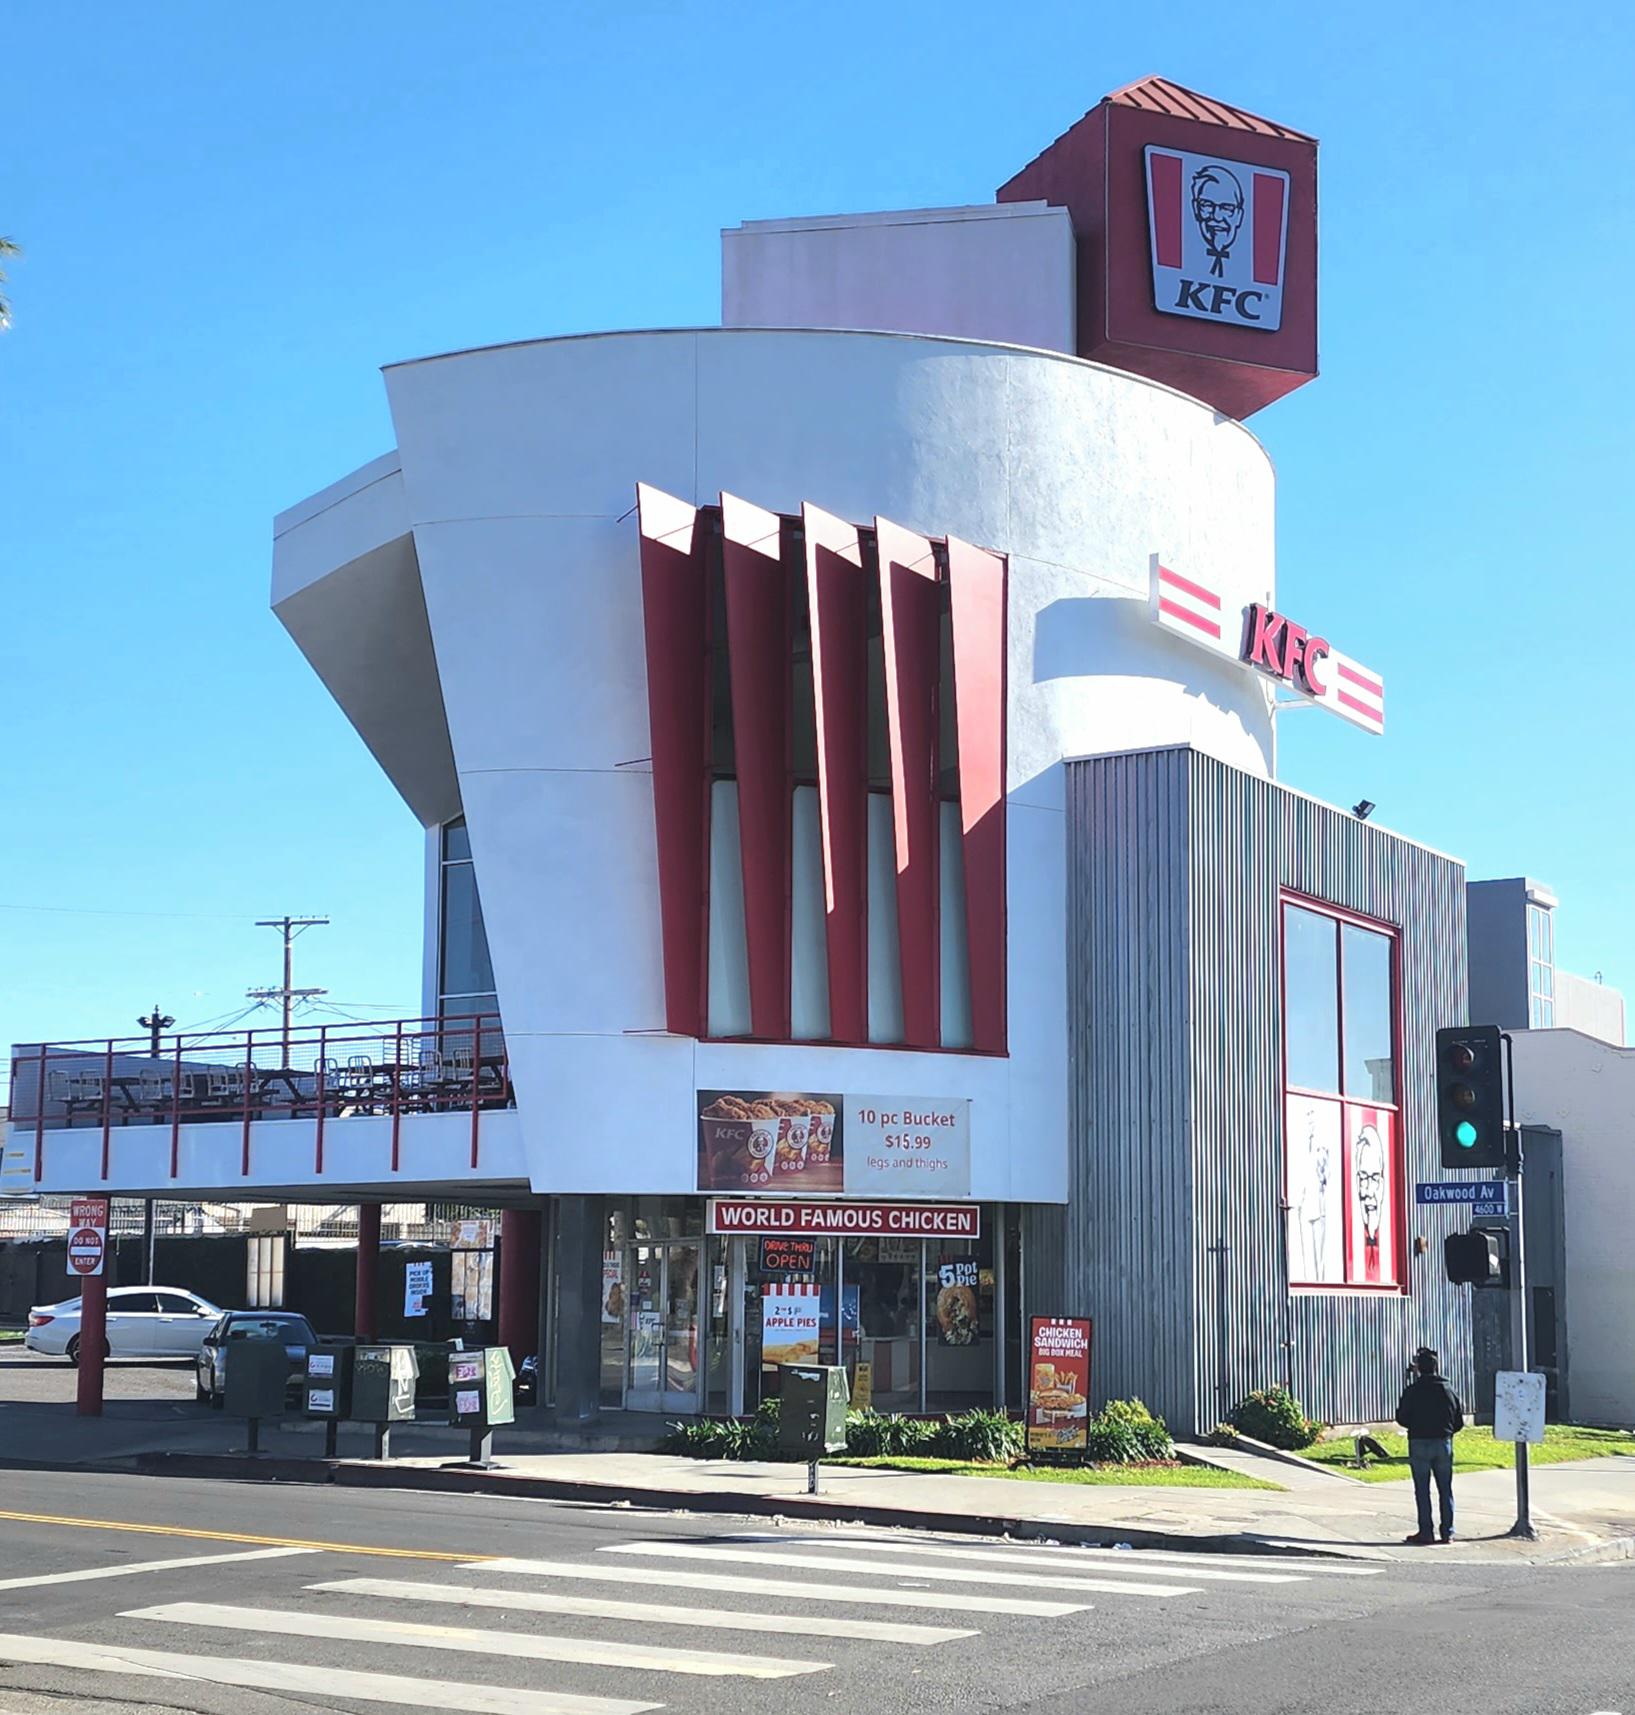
[{"xmin": 1281, "ymin": 895, "xmax": 1404, "ymax": 1291}]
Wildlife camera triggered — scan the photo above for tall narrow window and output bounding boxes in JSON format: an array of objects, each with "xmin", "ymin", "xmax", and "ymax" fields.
[
  {"xmin": 439, "ymin": 817, "xmax": 498, "ymax": 1022},
  {"xmin": 1527, "ymin": 903, "xmax": 1555, "ymax": 1028},
  {"xmin": 1283, "ymin": 899, "xmax": 1402, "ymax": 1290}
]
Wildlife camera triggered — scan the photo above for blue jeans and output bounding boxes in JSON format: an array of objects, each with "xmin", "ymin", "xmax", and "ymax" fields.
[{"xmin": 1408, "ymin": 1437, "xmax": 1455, "ymax": 1538}]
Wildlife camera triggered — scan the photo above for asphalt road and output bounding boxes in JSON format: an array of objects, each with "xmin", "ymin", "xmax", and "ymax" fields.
[{"xmin": 0, "ymin": 1469, "xmax": 1629, "ymax": 1715}]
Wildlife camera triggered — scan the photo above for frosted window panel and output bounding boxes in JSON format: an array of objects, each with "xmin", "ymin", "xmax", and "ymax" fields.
[
  {"xmin": 939, "ymin": 799, "xmax": 973, "ymax": 1049},
  {"xmin": 791, "ymin": 786, "xmax": 830, "ymax": 1039},
  {"xmin": 867, "ymin": 791, "xmax": 904, "ymax": 1044},
  {"xmin": 707, "ymin": 780, "xmax": 751, "ymax": 1038}
]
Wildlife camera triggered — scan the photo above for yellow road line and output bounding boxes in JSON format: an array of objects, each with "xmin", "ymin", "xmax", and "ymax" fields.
[{"xmin": 0, "ymin": 1509, "xmax": 495, "ymax": 1563}]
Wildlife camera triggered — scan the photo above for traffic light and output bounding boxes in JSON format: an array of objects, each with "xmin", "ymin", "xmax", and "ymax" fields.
[
  {"xmin": 1435, "ymin": 1024, "xmax": 1507, "ymax": 1170},
  {"xmin": 1445, "ymin": 1226, "xmax": 1508, "ymax": 1289}
]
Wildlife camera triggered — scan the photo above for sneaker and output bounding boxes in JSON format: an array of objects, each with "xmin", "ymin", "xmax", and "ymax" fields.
[
  {"xmin": 1440, "ymin": 1532, "xmax": 1454, "ymax": 1543},
  {"xmin": 1402, "ymin": 1533, "xmax": 1434, "ymax": 1546}
]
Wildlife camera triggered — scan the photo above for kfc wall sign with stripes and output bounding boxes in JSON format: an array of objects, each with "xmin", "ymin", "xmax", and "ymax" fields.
[
  {"xmin": 1151, "ymin": 558, "xmax": 1385, "ymax": 735},
  {"xmin": 1145, "ymin": 147, "xmax": 1290, "ymax": 332}
]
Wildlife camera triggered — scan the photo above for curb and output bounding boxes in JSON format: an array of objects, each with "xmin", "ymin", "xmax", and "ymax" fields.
[{"xmin": 129, "ymin": 1451, "xmax": 1368, "ymax": 1561}]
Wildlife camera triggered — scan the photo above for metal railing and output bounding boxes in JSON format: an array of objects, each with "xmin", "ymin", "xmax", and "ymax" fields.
[{"xmin": 9, "ymin": 1014, "xmax": 511, "ymax": 1183}]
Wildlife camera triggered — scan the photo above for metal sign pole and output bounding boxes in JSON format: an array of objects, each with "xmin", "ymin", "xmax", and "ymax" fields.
[{"xmin": 1501, "ymin": 1032, "xmax": 1536, "ymax": 1541}]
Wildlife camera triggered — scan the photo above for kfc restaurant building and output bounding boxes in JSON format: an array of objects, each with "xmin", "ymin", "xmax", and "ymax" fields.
[{"xmin": 18, "ymin": 79, "xmax": 1475, "ymax": 1432}]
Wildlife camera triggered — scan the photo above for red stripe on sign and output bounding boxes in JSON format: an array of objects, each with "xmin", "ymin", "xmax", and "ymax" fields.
[
  {"xmin": 1253, "ymin": 173, "xmax": 1285, "ymax": 285},
  {"xmin": 1150, "ymin": 151, "xmax": 1183, "ymax": 269},
  {"xmin": 1158, "ymin": 565, "xmax": 1221, "ymax": 609},
  {"xmin": 1158, "ymin": 597, "xmax": 1223, "ymax": 640},
  {"xmin": 1337, "ymin": 661, "xmax": 1384, "ymax": 698},
  {"xmin": 1338, "ymin": 691, "xmax": 1385, "ymax": 725}
]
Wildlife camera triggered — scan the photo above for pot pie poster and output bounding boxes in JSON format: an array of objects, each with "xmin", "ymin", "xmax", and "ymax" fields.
[
  {"xmin": 1027, "ymin": 1315, "xmax": 1092, "ymax": 1451},
  {"xmin": 698, "ymin": 1090, "xmax": 843, "ymax": 1192}
]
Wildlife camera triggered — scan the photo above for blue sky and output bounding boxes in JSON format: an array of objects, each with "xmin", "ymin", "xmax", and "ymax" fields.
[{"xmin": 4, "ymin": 1, "xmax": 1632, "ymax": 1092}]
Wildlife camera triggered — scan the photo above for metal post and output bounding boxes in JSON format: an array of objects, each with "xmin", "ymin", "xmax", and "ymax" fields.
[
  {"xmin": 324, "ymin": 1418, "xmax": 339, "ymax": 1459},
  {"xmin": 247, "ymin": 1416, "xmax": 261, "ymax": 1455},
  {"xmin": 808, "ymin": 1458, "xmax": 820, "ymax": 1495},
  {"xmin": 1502, "ymin": 1031, "xmax": 1536, "ymax": 1541},
  {"xmin": 374, "ymin": 1422, "xmax": 391, "ymax": 1460},
  {"xmin": 468, "ymin": 1426, "xmax": 493, "ymax": 1468}
]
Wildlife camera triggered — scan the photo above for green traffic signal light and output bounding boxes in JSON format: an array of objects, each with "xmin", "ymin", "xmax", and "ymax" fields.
[{"xmin": 1456, "ymin": 1120, "xmax": 1478, "ymax": 1149}]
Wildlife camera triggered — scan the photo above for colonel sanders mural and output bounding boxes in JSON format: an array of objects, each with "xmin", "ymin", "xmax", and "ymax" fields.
[
  {"xmin": 1352, "ymin": 1122, "xmax": 1386, "ymax": 1284},
  {"xmin": 1190, "ymin": 163, "xmax": 1245, "ymax": 278}
]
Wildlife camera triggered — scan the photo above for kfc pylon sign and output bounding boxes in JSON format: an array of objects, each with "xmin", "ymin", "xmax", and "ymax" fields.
[
  {"xmin": 1146, "ymin": 147, "xmax": 1290, "ymax": 332},
  {"xmin": 1150, "ymin": 560, "xmax": 1385, "ymax": 734}
]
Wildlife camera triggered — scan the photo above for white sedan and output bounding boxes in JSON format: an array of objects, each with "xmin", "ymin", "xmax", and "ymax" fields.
[{"xmin": 25, "ymin": 1286, "xmax": 223, "ymax": 1364}]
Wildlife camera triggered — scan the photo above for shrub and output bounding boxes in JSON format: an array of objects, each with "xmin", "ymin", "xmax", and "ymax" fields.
[
  {"xmin": 661, "ymin": 1416, "xmax": 758, "ymax": 1459},
  {"xmin": 1203, "ymin": 1421, "xmax": 1240, "ymax": 1448},
  {"xmin": 845, "ymin": 1408, "xmax": 937, "ymax": 1457},
  {"xmin": 1082, "ymin": 1397, "xmax": 1175, "ymax": 1463},
  {"xmin": 1231, "ymin": 1386, "xmax": 1322, "ymax": 1450},
  {"xmin": 930, "ymin": 1408, "xmax": 1025, "ymax": 1464}
]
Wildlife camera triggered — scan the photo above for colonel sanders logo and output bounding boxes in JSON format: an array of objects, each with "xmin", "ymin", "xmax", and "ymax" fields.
[
  {"xmin": 1191, "ymin": 164, "xmax": 1244, "ymax": 278},
  {"xmin": 1145, "ymin": 146, "xmax": 1289, "ymax": 332}
]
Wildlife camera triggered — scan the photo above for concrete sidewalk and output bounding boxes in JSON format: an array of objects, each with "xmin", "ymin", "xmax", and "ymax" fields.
[{"xmin": 5, "ymin": 1385, "xmax": 1632, "ymax": 1565}]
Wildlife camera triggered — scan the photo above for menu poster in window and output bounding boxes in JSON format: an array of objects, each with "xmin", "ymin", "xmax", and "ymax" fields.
[
  {"xmin": 1286, "ymin": 1093, "xmax": 1344, "ymax": 1285},
  {"xmin": 934, "ymin": 1259, "xmax": 980, "ymax": 1346},
  {"xmin": 698, "ymin": 1091, "xmax": 842, "ymax": 1192},
  {"xmin": 601, "ymin": 1251, "xmax": 625, "ymax": 1325},
  {"xmin": 452, "ymin": 1248, "xmax": 494, "ymax": 1322},
  {"xmin": 1027, "ymin": 1316, "xmax": 1092, "ymax": 1452},
  {"xmin": 760, "ymin": 1283, "xmax": 821, "ymax": 1367},
  {"xmin": 1347, "ymin": 1105, "xmax": 1396, "ymax": 1285}
]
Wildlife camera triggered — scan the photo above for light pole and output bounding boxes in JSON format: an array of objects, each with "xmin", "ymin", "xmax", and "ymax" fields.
[{"xmin": 137, "ymin": 1005, "xmax": 174, "ymax": 1284}]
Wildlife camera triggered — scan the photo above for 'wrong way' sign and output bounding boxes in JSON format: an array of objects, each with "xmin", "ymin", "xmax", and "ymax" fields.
[{"xmin": 67, "ymin": 1197, "xmax": 110, "ymax": 1277}]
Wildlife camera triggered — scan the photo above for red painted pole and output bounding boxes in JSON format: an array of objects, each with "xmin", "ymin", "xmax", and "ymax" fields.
[
  {"xmin": 75, "ymin": 1272, "xmax": 107, "ymax": 1417},
  {"xmin": 355, "ymin": 1202, "xmax": 382, "ymax": 1340},
  {"xmin": 497, "ymin": 1208, "xmax": 543, "ymax": 1365}
]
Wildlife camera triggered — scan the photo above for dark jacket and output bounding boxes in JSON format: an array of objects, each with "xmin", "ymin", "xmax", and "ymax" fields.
[{"xmin": 1395, "ymin": 1374, "xmax": 1465, "ymax": 1439}]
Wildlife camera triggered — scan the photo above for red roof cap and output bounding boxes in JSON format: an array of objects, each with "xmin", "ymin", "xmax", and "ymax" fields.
[{"xmin": 1102, "ymin": 75, "xmax": 1315, "ymax": 142}]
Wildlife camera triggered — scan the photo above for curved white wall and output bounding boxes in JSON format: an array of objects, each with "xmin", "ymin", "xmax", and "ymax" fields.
[{"xmin": 298, "ymin": 329, "xmax": 1277, "ymax": 1202}]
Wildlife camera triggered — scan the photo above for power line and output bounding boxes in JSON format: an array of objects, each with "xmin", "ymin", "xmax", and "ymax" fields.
[{"xmin": 0, "ymin": 902, "xmax": 262, "ymax": 922}]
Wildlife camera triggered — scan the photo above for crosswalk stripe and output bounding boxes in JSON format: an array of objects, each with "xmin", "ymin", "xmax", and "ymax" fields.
[
  {"xmin": 123, "ymin": 1602, "xmax": 829, "ymax": 1679},
  {"xmin": 600, "ymin": 1541, "xmax": 1197, "ymax": 1598},
  {"xmin": 313, "ymin": 1577, "xmax": 978, "ymax": 1646},
  {"xmin": 465, "ymin": 1557, "xmax": 1091, "ymax": 1618},
  {"xmin": 0, "ymin": 1634, "xmax": 660, "ymax": 1715},
  {"xmin": 747, "ymin": 1536, "xmax": 1306, "ymax": 1585},
  {"xmin": 0, "ymin": 1545, "xmax": 315, "ymax": 1592}
]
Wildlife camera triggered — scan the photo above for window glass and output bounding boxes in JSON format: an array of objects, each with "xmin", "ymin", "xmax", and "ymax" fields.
[
  {"xmin": 790, "ymin": 573, "xmax": 818, "ymax": 781},
  {"xmin": 442, "ymin": 818, "xmax": 472, "ymax": 863},
  {"xmin": 439, "ymin": 860, "xmax": 495, "ymax": 997},
  {"xmin": 110, "ymin": 1293, "xmax": 160, "ymax": 1315},
  {"xmin": 1342, "ymin": 924, "xmax": 1395, "ymax": 1104},
  {"xmin": 924, "ymin": 1230, "xmax": 995, "ymax": 1411},
  {"xmin": 1284, "ymin": 906, "xmax": 1339, "ymax": 1093},
  {"xmin": 155, "ymin": 1293, "xmax": 197, "ymax": 1314}
]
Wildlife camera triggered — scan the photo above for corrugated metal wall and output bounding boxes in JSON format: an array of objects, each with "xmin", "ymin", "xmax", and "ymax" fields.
[
  {"xmin": 1065, "ymin": 747, "xmax": 1201, "ymax": 1429},
  {"xmin": 1067, "ymin": 746, "xmax": 1471, "ymax": 1434}
]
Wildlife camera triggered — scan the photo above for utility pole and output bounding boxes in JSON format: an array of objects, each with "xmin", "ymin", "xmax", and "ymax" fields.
[
  {"xmin": 248, "ymin": 917, "xmax": 328, "ymax": 1065},
  {"xmin": 1502, "ymin": 1030, "xmax": 1536, "ymax": 1541},
  {"xmin": 137, "ymin": 1005, "xmax": 174, "ymax": 1285}
]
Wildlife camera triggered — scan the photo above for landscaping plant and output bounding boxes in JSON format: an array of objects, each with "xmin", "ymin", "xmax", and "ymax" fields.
[{"xmin": 1231, "ymin": 1385, "xmax": 1322, "ymax": 1450}]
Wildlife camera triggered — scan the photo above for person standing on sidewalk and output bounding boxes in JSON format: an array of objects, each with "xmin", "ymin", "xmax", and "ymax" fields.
[{"xmin": 1395, "ymin": 1347, "xmax": 1465, "ymax": 1544}]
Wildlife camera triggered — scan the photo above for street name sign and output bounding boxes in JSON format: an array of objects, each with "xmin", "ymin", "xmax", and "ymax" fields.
[{"xmin": 1416, "ymin": 1180, "xmax": 1510, "ymax": 1218}]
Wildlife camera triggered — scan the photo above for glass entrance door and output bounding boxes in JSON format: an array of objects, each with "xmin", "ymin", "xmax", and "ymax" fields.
[{"xmin": 624, "ymin": 1241, "xmax": 703, "ymax": 1414}]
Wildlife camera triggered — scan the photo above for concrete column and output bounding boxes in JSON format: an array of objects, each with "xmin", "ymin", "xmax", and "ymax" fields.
[
  {"xmin": 355, "ymin": 1202, "xmax": 381, "ymax": 1339},
  {"xmin": 498, "ymin": 1207, "xmax": 543, "ymax": 1364},
  {"xmin": 74, "ymin": 1273, "xmax": 107, "ymax": 1417},
  {"xmin": 552, "ymin": 1195, "xmax": 602, "ymax": 1425}
]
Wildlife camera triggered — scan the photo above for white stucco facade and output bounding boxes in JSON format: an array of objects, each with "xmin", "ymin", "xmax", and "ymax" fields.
[{"xmin": 264, "ymin": 327, "xmax": 1279, "ymax": 1209}]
